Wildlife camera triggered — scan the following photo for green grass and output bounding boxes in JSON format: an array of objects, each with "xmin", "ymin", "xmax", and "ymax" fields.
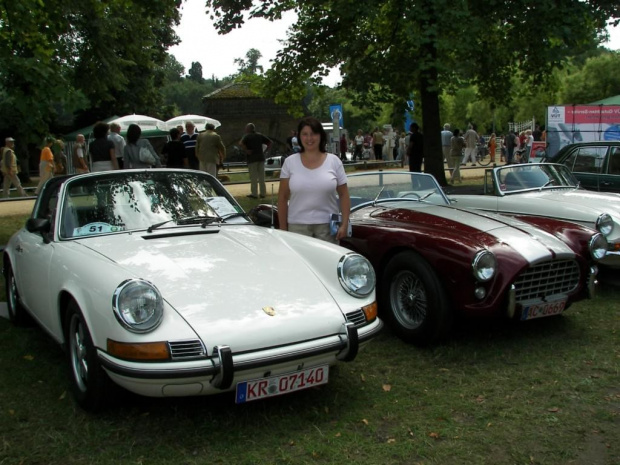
[{"xmin": 0, "ymin": 185, "xmax": 618, "ymax": 465}]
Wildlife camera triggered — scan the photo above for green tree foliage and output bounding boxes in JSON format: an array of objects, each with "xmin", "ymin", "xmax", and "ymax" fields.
[
  {"xmin": 234, "ymin": 48, "xmax": 264, "ymax": 76},
  {"xmin": 0, "ymin": 0, "xmax": 181, "ymax": 145},
  {"xmin": 188, "ymin": 62, "xmax": 205, "ymax": 83},
  {"xmin": 561, "ymin": 51, "xmax": 620, "ymax": 104},
  {"xmin": 207, "ymin": 0, "xmax": 617, "ymax": 184}
]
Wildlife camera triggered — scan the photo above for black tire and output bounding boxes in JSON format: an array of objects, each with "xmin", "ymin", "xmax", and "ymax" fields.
[
  {"xmin": 477, "ymin": 151, "xmax": 492, "ymax": 166},
  {"xmin": 380, "ymin": 251, "xmax": 453, "ymax": 346},
  {"xmin": 4, "ymin": 260, "xmax": 29, "ymax": 325},
  {"xmin": 65, "ymin": 301, "xmax": 111, "ymax": 412}
]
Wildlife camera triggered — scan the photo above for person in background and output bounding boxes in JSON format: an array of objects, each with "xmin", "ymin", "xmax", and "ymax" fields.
[
  {"xmin": 72, "ymin": 134, "xmax": 89, "ymax": 173},
  {"xmin": 406, "ymin": 123, "xmax": 424, "ymax": 172},
  {"xmin": 503, "ymin": 131, "xmax": 517, "ymax": 164},
  {"xmin": 35, "ymin": 136, "xmax": 56, "ymax": 194},
  {"xmin": 353, "ymin": 129, "xmax": 364, "ymax": 162},
  {"xmin": 461, "ymin": 124, "xmax": 478, "ymax": 166},
  {"xmin": 449, "ymin": 128, "xmax": 466, "ymax": 184},
  {"xmin": 441, "ymin": 123, "xmax": 453, "ymax": 176},
  {"xmin": 161, "ymin": 128, "xmax": 188, "ymax": 168},
  {"xmin": 196, "ymin": 123, "xmax": 226, "ymax": 177},
  {"xmin": 339, "ymin": 132, "xmax": 348, "ymax": 162},
  {"xmin": 488, "ymin": 133, "xmax": 497, "ymax": 163},
  {"xmin": 1, "ymin": 137, "xmax": 26, "ymax": 197},
  {"xmin": 123, "ymin": 124, "xmax": 162, "ymax": 169},
  {"xmin": 525, "ymin": 129, "xmax": 534, "ymax": 161},
  {"xmin": 372, "ymin": 126, "xmax": 384, "ymax": 160},
  {"xmin": 277, "ymin": 116, "xmax": 350, "ymax": 243},
  {"xmin": 89, "ymin": 122, "xmax": 118, "ymax": 172},
  {"xmin": 181, "ymin": 122, "xmax": 199, "ymax": 170},
  {"xmin": 240, "ymin": 123, "xmax": 271, "ymax": 199},
  {"xmin": 52, "ymin": 139, "xmax": 67, "ymax": 175},
  {"xmin": 108, "ymin": 122, "xmax": 126, "ymax": 169}
]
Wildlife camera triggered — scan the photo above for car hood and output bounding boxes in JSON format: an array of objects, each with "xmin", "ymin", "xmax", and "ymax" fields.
[
  {"xmin": 456, "ymin": 188, "xmax": 620, "ymax": 222},
  {"xmin": 78, "ymin": 226, "xmax": 348, "ymax": 351},
  {"xmin": 367, "ymin": 203, "xmax": 577, "ymax": 263}
]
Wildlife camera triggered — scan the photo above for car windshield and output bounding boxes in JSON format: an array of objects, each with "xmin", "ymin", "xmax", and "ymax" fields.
[
  {"xmin": 495, "ymin": 163, "xmax": 579, "ymax": 194},
  {"xmin": 58, "ymin": 170, "xmax": 247, "ymax": 239},
  {"xmin": 347, "ymin": 171, "xmax": 449, "ymax": 209}
]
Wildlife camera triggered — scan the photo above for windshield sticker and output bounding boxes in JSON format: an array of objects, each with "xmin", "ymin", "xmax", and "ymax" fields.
[
  {"xmin": 72, "ymin": 222, "xmax": 124, "ymax": 237},
  {"xmin": 207, "ymin": 197, "xmax": 239, "ymax": 216}
]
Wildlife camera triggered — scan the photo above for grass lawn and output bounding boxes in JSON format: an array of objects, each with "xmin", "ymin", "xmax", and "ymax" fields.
[{"xmin": 0, "ymin": 183, "xmax": 618, "ymax": 464}]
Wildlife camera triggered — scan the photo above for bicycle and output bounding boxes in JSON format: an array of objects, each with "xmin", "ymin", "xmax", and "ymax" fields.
[{"xmin": 475, "ymin": 145, "xmax": 493, "ymax": 166}]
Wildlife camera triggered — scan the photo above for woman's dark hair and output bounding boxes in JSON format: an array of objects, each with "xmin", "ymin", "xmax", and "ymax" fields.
[
  {"xmin": 127, "ymin": 124, "xmax": 142, "ymax": 144},
  {"xmin": 93, "ymin": 122, "xmax": 109, "ymax": 139},
  {"xmin": 169, "ymin": 127, "xmax": 180, "ymax": 139},
  {"xmin": 453, "ymin": 129, "xmax": 460, "ymax": 137},
  {"xmin": 297, "ymin": 116, "xmax": 327, "ymax": 153}
]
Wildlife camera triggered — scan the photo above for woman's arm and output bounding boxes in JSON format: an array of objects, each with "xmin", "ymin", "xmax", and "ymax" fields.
[
  {"xmin": 277, "ymin": 178, "xmax": 290, "ymax": 231},
  {"xmin": 336, "ymin": 183, "xmax": 351, "ymax": 240}
]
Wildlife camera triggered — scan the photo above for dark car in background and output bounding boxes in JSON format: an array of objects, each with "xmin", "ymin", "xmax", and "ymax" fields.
[{"xmin": 547, "ymin": 141, "xmax": 620, "ymax": 193}]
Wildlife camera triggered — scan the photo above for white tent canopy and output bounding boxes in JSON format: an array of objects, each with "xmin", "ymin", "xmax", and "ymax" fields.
[
  {"xmin": 163, "ymin": 114, "xmax": 221, "ymax": 131},
  {"xmin": 109, "ymin": 114, "xmax": 166, "ymax": 131}
]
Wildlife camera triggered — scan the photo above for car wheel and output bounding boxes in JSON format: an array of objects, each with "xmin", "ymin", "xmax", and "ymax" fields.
[
  {"xmin": 65, "ymin": 301, "xmax": 110, "ymax": 411},
  {"xmin": 381, "ymin": 251, "xmax": 452, "ymax": 346},
  {"xmin": 4, "ymin": 261, "xmax": 29, "ymax": 325}
]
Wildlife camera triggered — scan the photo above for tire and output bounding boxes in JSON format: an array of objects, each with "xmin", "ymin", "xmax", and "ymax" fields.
[
  {"xmin": 477, "ymin": 151, "xmax": 492, "ymax": 166},
  {"xmin": 380, "ymin": 251, "xmax": 453, "ymax": 346},
  {"xmin": 4, "ymin": 261, "xmax": 29, "ymax": 325},
  {"xmin": 65, "ymin": 301, "xmax": 111, "ymax": 412}
]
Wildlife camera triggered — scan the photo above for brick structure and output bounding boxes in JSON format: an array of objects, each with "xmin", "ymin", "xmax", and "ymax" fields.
[{"xmin": 202, "ymin": 82, "xmax": 299, "ymax": 162}]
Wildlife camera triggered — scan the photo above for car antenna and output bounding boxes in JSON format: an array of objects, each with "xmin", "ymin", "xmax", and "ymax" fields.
[
  {"xmin": 372, "ymin": 186, "xmax": 386, "ymax": 206},
  {"xmin": 270, "ymin": 184, "xmax": 275, "ymax": 229}
]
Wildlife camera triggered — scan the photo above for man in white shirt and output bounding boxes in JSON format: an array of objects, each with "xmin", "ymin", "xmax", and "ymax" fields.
[
  {"xmin": 108, "ymin": 123, "xmax": 126, "ymax": 169},
  {"xmin": 462, "ymin": 125, "xmax": 479, "ymax": 166}
]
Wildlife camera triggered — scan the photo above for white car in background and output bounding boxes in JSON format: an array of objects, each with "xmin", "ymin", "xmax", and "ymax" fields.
[
  {"xmin": 3, "ymin": 170, "xmax": 382, "ymax": 411},
  {"xmin": 449, "ymin": 163, "xmax": 620, "ymax": 267}
]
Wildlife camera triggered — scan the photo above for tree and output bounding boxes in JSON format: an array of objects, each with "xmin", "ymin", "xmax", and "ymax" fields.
[
  {"xmin": 207, "ymin": 0, "xmax": 617, "ymax": 185},
  {"xmin": 188, "ymin": 62, "xmax": 204, "ymax": 83},
  {"xmin": 234, "ymin": 48, "xmax": 264, "ymax": 76},
  {"xmin": 0, "ymin": 0, "xmax": 181, "ymax": 145},
  {"xmin": 560, "ymin": 51, "xmax": 620, "ymax": 103}
]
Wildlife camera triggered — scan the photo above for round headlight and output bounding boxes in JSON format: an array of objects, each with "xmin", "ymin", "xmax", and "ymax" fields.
[
  {"xmin": 596, "ymin": 213, "xmax": 614, "ymax": 236},
  {"xmin": 338, "ymin": 254, "xmax": 376, "ymax": 297},
  {"xmin": 472, "ymin": 250, "xmax": 497, "ymax": 282},
  {"xmin": 589, "ymin": 233, "xmax": 608, "ymax": 261},
  {"xmin": 113, "ymin": 279, "xmax": 164, "ymax": 333}
]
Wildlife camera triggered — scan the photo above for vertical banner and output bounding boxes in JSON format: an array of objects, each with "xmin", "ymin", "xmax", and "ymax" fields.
[{"xmin": 404, "ymin": 99, "xmax": 415, "ymax": 132}]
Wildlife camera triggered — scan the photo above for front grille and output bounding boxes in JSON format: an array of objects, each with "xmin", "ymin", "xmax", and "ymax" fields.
[
  {"xmin": 346, "ymin": 309, "xmax": 367, "ymax": 327},
  {"xmin": 168, "ymin": 340, "xmax": 206, "ymax": 360},
  {"xmin": 513, "ymin": 259, "xmax": 580, "ymax": 302}
]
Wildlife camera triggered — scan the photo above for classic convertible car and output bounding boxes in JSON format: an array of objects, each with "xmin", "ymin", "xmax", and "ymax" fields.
[
  {"xmin": 252, "ymin": 171, "xmax": 607, "ymax": 346},
  {"xmin": 449, "ymin": 163, "xmax": 620, "ymax": 267},
  {"xmin": 3, "ymin": 170, "xmax": 382, "ymax": 411}
]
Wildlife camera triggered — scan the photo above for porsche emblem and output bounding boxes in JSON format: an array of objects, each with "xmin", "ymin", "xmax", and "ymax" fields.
[{"xmin": 262, "ymin": 306, "xmax": 276, "ymax": 316}]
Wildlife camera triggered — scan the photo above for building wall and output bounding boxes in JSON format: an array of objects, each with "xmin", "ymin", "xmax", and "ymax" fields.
[{"xmin": 203, "ymin": 97, "xmax": 299, "ymax": 162}]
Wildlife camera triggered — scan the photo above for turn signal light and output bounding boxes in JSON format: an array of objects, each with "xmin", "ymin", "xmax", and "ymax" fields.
[
  {"xmin": 107, "ymin": 339, "xmax": 170, "ymax": 361},
  {"xmin": 362, "ymin": 301, "xmax": 378, "ymax": 321}
]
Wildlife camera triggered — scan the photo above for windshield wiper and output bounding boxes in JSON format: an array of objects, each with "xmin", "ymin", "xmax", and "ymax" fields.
[
  {"xmin": 372, "ymin": 186, "xmax": 386, "ymax": 206},
  {"xmin": 147, "ymin": 219, "xmax": 174, "ymax": 233},
  {"xmin": 219, "ymin": 212, "xmax": 247, "ymax": 222},
  {"xmin": 147, "ymin": 215, "xmax": 218, "ymax": 233}
]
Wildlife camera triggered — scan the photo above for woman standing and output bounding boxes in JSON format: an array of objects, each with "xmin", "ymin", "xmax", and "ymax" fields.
[
  {"xmin": 89, "ymin": 122, "xmax": 118, "ymax": 172},
  {"xmin": 449, "ymin": 129, "xmax": 466, "ymax": 184},
  {"xmin": 34, "ymin": 136, "xmax": 56, "ymax": 195},
  {"xmin": 123, "ymin": 124, "xmax": 162, "ymax": 169},
  {"xmin": 278, "ymin": 116, "xmax": 351, "ymax": 243},
  {"xmin": 488, "ymin": 133, "xmax": 497, "ymax": 163}
]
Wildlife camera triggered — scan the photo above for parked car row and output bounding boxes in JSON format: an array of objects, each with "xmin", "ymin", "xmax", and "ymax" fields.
[{"xmin": 3, "ymin": 162, "xmax": 616, "ymax": 410}]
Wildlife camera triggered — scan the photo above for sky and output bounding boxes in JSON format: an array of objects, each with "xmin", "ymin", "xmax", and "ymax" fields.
[{"xmin": 169, "ymin": 1, "xmax": 620, "ymax": 87}]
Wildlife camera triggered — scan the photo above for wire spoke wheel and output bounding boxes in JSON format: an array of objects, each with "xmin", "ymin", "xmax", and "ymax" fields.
[{"xmin": 390, "ymin": 270, "xmax": 427, "ymax": 330}]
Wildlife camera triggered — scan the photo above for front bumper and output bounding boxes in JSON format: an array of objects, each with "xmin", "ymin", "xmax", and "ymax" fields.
[{"xmin": 97, "ymin": 317, "xmax": 383, "ymax": 397}]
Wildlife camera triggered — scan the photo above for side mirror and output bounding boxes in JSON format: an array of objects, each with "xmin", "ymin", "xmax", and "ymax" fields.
[{"xmin": 26, "ymin": 218, "xmax": 52, "ymax": 243}]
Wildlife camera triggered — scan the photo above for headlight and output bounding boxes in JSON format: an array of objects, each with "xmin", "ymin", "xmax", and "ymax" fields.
[
  {"xmin": 589, "ymin": 233, "xmax": 608, "ymax": 261},
  {"xmin": 113, "ymin": 279, "xmax": 164, "ymax": 333},
  {"xmin": 472, "ymin": 250, "xmax": 497, "ymax": 282},
  {"xmin": 338, "ymin": 254, "xmax": 376, "ymax": 297},
  {"xmin": 596, "ymin": 213, "xmax": 614, "ymax": 236}
]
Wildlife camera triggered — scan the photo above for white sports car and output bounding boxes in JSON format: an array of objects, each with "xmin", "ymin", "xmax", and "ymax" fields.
[
  {"xmin": 450, "ymin": 163, "xmax": 620, "ymax": 267},
  {"xmin": 3, "ymin": 170, "xmax": 382, "ymax": 411}
]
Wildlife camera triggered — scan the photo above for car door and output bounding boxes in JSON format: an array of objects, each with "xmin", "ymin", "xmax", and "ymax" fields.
[{"xmin": 563, "ymin": 146, "xmax": 607, "ymax": 191}]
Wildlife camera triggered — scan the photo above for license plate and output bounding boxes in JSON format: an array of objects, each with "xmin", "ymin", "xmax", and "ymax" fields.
[
  {"xmin": 235, "ymin": 365, "xmax": 329, "ymax": 404},
  {"xmin": 521, "ymin": 299, "xmax": 567, "ymax": 321}
]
